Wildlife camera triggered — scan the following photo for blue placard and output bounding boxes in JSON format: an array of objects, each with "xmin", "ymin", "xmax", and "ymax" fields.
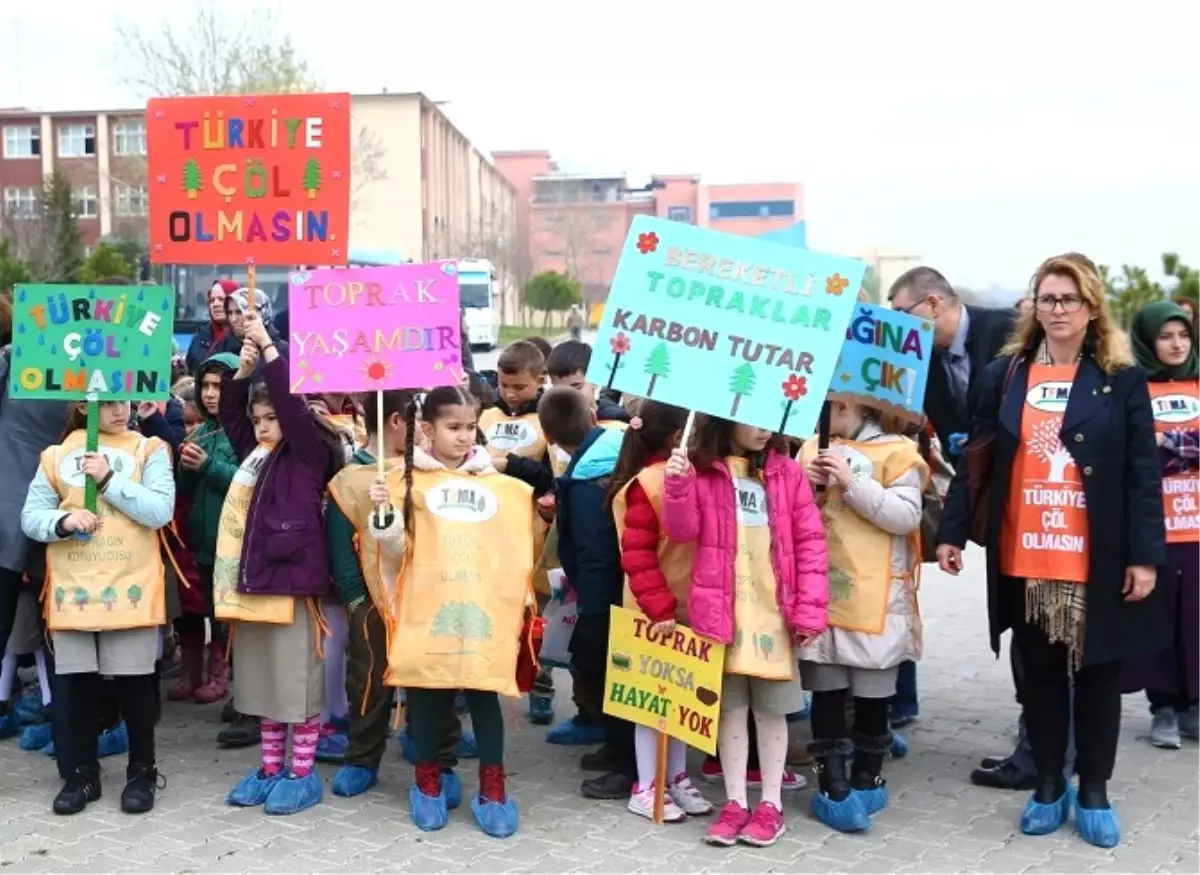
[
  {"xmin": 830, "ymin": 304, "xmax": 933, "ymax": 424},
  {"xmin": 586, "ymin": 216, "xmax": 864, "ymax": 438}
]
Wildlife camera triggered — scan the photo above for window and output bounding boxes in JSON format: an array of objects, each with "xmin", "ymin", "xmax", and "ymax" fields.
[
  {"xmin": 666, "ymin": 205, "xmax": 692, "ymax": 223},
  {"xmin": 3, "ymin": 187, "xmax": 40, "ymax": 219},
  {"xmin": 709, "ymin": 199, "xmax": 795, "ymax": 220},
  {"xmin": 58, "ymin": 123, "xmax": 96, "ymax": 158},
  {"xmin": 115, "ymin": 183, "xmax": 148, "ymax": 217},
  {"xmin": 3, "ymin": 125, "xmax": 40, "ymax": 159},
  {"xmin": 73, "ymin": 186, "xmax": 98, "ymax": 219},
  {"xmin": 113, "ymin": 121, "xmax": 146, "ymax": 156}
]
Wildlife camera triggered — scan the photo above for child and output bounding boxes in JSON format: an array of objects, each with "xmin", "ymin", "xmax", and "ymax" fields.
[
  {"xmin": 220, "ymin": 316, "xmax": 343, "ymax": 816},
  {"xmin": 546, "ymin": 341, "xmax": 632, "ymax": 427},
  {"xmin": 663, "ymin": 415, "xmax": 828, "ymax": 847},
  {"xmin": 21, "ymin": 398, "xmax": 176, "ymax": 815},
  {"xmin": 538, "ymin": 386, "xmax": 638, "ymax": 799},
  {"xmin": 607, "ymin": 401, "xmax": 713, "ymax": 821},
  {"xmin": 798, "ymin": 401, "xmax": 926, "ymax": 832},
  {"xmin": 368, "ymin": 386, "xmax": 536, "ymax": 837},
  {"xmin": 175, "ymin": 353, "xmax": 241, "ymax": 705},
  {"xmin": 479, "ymin": 341, "xmax": 558, "ymax": 725}
]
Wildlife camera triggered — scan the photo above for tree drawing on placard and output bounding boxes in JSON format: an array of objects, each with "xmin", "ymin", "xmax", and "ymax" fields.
[
  {"xmin": 778, "ymin": 373, "xmax": 808, "ymax": 433},
  {"xmin": 73, "ymin": 587, "xmax": 90, "ymax": 611},
  {"xmin": 1027, "ymin": 419, "xmax": 1075, "ymax": 482},
  {"xmin": 734, "ymin": 629, "xmax": 744, "ymax": 651},
  {"xmin": 54, "ymin": 586, "xmax": 66, "ymax": 610},
  {"xmin": 429, "ymin": 601, "xmax": 494, "ymax": 655},
  {"xmin": 183, "ymin": 159, "xmax": 203, "ymax": 199},
  {"xmin": 303, "ymin": 158, "xmax": 322, "ymax": 199},
  {"xmin": 605, "ymin": 332, "xmax": 631, "ymax": 389},
  {"xmin": 100, "ymin": 586, "xmax": 119, "ymax": 611},
  {"xmin": 644, "ymin": 342, "xmax": 671, "ymax": 397},
  {"xmin": 759, "ymin": 634, "xmax": 775, "ymax": 661},
  {"xmin": 829, "ymin": 566, "xmax": 854, "ymax": 601},
  {"xmin": 127, "ymin": 584, "xmax": 143, "ymax": 609},
  {"xmin": 729, "ymin": 363, "xmax": 757, "ymax": 417}
]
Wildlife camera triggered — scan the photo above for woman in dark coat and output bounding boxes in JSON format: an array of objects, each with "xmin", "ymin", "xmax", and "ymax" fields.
[
  {"xmin": 1122, "ymin": 301, "xmax": 1199, "ymax": 748},
  {"xmin": 936, "ymin": 254, "xmax": 1166, "ymax": 849}
]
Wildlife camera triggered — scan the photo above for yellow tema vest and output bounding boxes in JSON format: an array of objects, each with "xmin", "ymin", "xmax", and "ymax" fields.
[
  {"xmin": 42, "ymin": 430, "xmax": 166, "ymax": 632},
  {"xmin": 386, "ymin": 469, "xmax": 538, "ymax": 697},
  {"xmin": 327, "ymin": 458, "xmax": 408, "ymax": 619},
  {"xmin": 799, "ymin": 437, "xmax": 926, "ymax": 635},
  {"xmin": 612, "ymin": 462, "xmax": 694, "ymax": 624},
  {"xmin": 479, "ymin": 408, "xmax": 548, "ymax": 462}
]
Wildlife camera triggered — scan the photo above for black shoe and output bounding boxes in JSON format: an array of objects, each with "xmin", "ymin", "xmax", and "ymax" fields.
[
  {"xmin": 53, "ymin": 766, "xmax": 102, "ymax": 815},
  {"xmin": 217, "ymin": 714, "xmax": 261, "ymax": 748},
  {"xmin": 220, "ymin": 699, "xmax": 239, "ymax": 723},
  {"xmin": 849, "ymin": 732, "xmax": 890, "ymax": 792},
  {"xmin": 580, "ymin": 744, "xmax": 619, "ymax": 773},
  {"xmin": 979, "ymin": 755, "xmax": 1007, "ymax": 770},
  {"xmin": 121, "ymin": 763, "xmax": 161, "ymax": 814},
  {"xmin": 970, "ymin": 759, "xmax": 1037, "ymax": 791},
  {"xmin": 809, "ymin": 739, "xmax": 854, "ymax": 802},
  {"xmin": 581, "ymin": 770, "xmax": 634, "ymax": 799}
]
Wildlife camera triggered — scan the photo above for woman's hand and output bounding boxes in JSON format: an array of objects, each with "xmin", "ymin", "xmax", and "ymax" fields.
[
  {"xmin": 368, "ymin": 477, "xmax": 391, "ymax": 508},
  {"xmin": 815, "ymin": 449, "xmax": 853, "ymax": 487},
  {"xmin": 1122, "ymin": 565, "xmax": 1156, "ymax": 601},
  {"xmin": 243, "ymin": 312, "xmax": 272, "ymax": 349},
  {"xmin": 80, "ymin": 451, "xmax": 110, "ymax": 482},
  {"xmin": 936, "ymin": 544, "xmax": 963, "ymax": 576},
  {"xmin": 237, "ymin": 337, "xmax": 259, "ymax": 376},
  {"xmin": 664, "ymin": 447, "xmax": 690, "ymax": 479},
  {"xmin": 61, "ymin": 510, "xmax": 100, "ymax": 535}
]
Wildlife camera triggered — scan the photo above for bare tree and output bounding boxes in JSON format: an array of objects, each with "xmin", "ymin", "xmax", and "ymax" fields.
[{"xmin": 539, "ymin": 208, "xmax": 617, "ymax": 294}]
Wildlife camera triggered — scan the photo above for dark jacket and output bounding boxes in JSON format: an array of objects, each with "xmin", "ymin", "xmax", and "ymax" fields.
[
  {"xmin": 217, "ymin": 325, "xmax": 290, "ymax": 381},
  {"xmin": 596, "ymin": 397, "xmax": 631, "ymax": 425},
  {"xmin": 937, "ymin": 353, "xmax": 1167, "ymax": 667},
  {"xmin": 496, "ymin": 391, "xmax": 555, "ymax": 498},
  {"xmin": 220, "ymin": 354, "xmax": 338, "ymax": 598},
  {"xmin": 178, "ymin": 354, "xmax": 241, "ymax": 567},
  {"xmin": 326, "ymin": 447, "xmax": 374, "ymax": 606},
  {"xmin": 185, "ymin": 320, "xmax": 226, "ymax": 375},
  {"xmin": 138, "ymin": 397, "xmax": 187, "ymax": 457},
  {"xmin": 924, "ymin": 305, "xmax": 1016, "ymax": 453},
  {"xmin": 555, "ymin": 427, "xmax": 625, "ymax": 617}
]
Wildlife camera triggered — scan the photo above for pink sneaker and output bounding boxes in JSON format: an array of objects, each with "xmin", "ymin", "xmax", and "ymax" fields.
[
  {"xmin": 700, "ymin": 758, "xmax": 723, "ymax": 783},
  {"xmin": 704, "ymin": 801, "xmax": 752, "ymax": 846},
  {"xmin": 739, "ymin": 801, "xmax": 786, "ymax": 847}
]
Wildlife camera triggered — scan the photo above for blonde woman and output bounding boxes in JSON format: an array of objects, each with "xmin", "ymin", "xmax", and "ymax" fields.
[{"xmin": 936, "ymin": 254, "xmax": 1166, "ymax": 849}]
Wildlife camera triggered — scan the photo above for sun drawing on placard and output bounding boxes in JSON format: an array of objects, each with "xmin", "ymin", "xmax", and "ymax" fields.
[{"xmin": 361, "ymin": 357, "xmax": 394, "ymax": 387}]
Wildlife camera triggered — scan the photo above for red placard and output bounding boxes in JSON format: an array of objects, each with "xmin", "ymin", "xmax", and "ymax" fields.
[{"xmin": 146, "ymin": 93, "xmax": 351, "ymax": 265}]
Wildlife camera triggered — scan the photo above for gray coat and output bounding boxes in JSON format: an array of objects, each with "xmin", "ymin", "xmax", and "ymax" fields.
[{"xmin": 0, "ymin": 346, "xmax": 70, "ymax": 576}]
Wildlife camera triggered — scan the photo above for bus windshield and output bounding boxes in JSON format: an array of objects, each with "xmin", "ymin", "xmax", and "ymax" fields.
[
  {"xmin": 168, "ymin": 264, "xmax": 290, "ymax": 328},
  {"xmin": 459, "ymin": 277, "xmax": 490, "ymax": 309}
]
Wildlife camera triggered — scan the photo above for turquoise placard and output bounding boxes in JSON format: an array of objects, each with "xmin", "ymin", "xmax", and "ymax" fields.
[
  {"xmin": 831, "ymin": 304, "xmax": 933, "ymax": 425},
  {"xmin": 585, "ymin": 216, "xmax": 864, "ymax": 438}
]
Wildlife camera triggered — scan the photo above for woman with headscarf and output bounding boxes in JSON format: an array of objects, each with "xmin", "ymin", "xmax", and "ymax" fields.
[
  {"xmin": 185, "ymin": 280, "xmax": 236, "ymax": 373},
  {"xmin": 1123, "ymin": 301, "xmax": 1199, "ymax": 749},
  {"xmin": 936, "ymin": 254, "xmax": 1166, "ymax": 849}
]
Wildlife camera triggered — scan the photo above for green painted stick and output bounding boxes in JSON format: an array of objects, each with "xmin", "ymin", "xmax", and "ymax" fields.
[{"xmin": 84, "ymin": 397, "xmax": 100, "ymax": 513}]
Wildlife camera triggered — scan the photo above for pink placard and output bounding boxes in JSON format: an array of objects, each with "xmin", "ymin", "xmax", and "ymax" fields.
[{"xmin": 286, "ymin": 263, "xmax": 462, "ymax": 393}]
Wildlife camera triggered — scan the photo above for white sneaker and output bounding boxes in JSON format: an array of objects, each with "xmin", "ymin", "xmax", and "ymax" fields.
[
  {"xmin": 669, "ymin": 773, "xmax": 714, "ymax": 816},
  {"xmin": 627, "ymin": 784, "xmax": 686, "ymax": 822}
]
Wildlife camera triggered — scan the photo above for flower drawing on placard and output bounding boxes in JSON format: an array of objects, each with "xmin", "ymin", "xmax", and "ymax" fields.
[
  {"xmin": 636, "ymin": 232, "xmax": 659, "ymax": 255},
  {"xmin": 605, "ymin": 332, "xmax": 632, "ymax": 389},
  {"xmin": 825, "ymin": 273, "xmax": 850, "ymax": 296},
  {"xmin": 361, "ymin": 357, "xmax": 394, "ymax": 388},
  {"xmin": 778, "ymin": 373, "xmax": 808, "ymax": 433}
]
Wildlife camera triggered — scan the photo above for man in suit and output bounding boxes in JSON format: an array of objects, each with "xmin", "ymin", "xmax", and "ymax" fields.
[{"xmin": 888, "ymin": 267, "xmax": 1070, "ymax": 792}]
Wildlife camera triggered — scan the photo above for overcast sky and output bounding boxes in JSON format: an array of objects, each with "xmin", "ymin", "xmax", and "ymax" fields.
[{"xmin": 3, "ymin": 0, "xmax": 1197, "ymax": 291}]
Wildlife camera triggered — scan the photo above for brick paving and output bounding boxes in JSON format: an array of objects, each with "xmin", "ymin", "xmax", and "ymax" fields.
[{"xmin": 1, "ymin": 545, "xmax": 1196, "ymax": 873}]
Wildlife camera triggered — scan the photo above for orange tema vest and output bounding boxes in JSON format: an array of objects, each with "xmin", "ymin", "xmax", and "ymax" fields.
[{"xmin": 1148, "ymin": 379, "xmax": 1200, "ymax": 544}]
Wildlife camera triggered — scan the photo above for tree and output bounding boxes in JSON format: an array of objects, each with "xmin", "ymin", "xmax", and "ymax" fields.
[
  {"xmin": 79, "ymin": 243, "xmax": 134, "ymax": 284},
  {"xmin": 303, "ymin": 158, "xmax": 322, "ymax": 199},
  {"xmin": 0, "ymin": 238, "xmax": 31, "ymax": 293},
  {"xmin": 522, "ymin": 271, "xmax": 582, "ymax": 330},
  {"xmin": 860, "ymin": 267, "xmax": 882, "ymax": 304},
  {"xmin": 54, "ymin": 586, "xmax": 66, "ymax": 611},
  {"xmin": 1027, "ymin": 419, "xmax": 1075, "ymax": 482},
  {"xmin": 1162, "ymin": 253, "xmax": 1199, "ymax": 307},
  {"xmin": 73, "ymin": 587, "xmax": 90, "ymax": 611},
  {"xmin": 26, "ymin": 172, "xmax": 83, "ymax": 284},
  {"xmin": 100, "ymin": 586, "xmax": 119, "ymax": 611},
  {"xmin": 183, "ymin": 159, "xmax": 203, "ymax": 199},
  {"xmin": 729, "ymin": 363, "xmax": 756, "ymax": 416},
  {"xmin": 644, "ymin": 342, "xmax": 671, "ymax": 397},
  {"xmin": 429, "ymin": 601, "xmax": 494, "ymax": 655},
  {"xmin": 1101, "ymin": 263, "xmax": 1164, "ymax": 329},
  {"xmin": 127, "ymin": 584, "xmax": 143, "ymax": 608}
]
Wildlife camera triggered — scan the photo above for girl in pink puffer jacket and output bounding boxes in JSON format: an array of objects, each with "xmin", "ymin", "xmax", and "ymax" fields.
[{"xmin": 663, "ymin": 415, "xmax": 828, "ymax": 848}]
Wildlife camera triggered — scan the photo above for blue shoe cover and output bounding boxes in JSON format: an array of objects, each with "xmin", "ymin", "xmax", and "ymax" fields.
[
  {"xmin": 890, "ymin": 732, "xmax": 909, "ymax": 758},
  {"xmin": 227, "ymin": 768, "xmax": 284, "ymax": 807},
  {"xmin": 811, "ymin": 791, "xmax": 871, "ymax": 832},
  {"xmin": 409, "ymin": 784, "xmax": 449, "ymax": 831},
  {"xmin": 98, "ymin": 722, "xmax": 128, "ymax": 758},
  {"xmin": 545, "ymin": 717, "xmax": 605, "ymax": 746},
  {"xmin": 443, "ymin": 769, "xmax": 463, "ymax": 809},
  {"xmin": 331, "ymin": 764, "xmax": 378, "ymax": 797},
  {"xmin": 19, "ymin": 722, "xmax": 53, "ymax": 751},
  {"xmin": 316, "ymin": 732, "xmax": 347, "ymax": 763},
  {"xmin": 264, "ymin": 770, "xmax": 323, "ymax": 815},
  {"xmin": 528, "ymin": 696, "xmax": 554, "ymax": 725},
  {"xmin": 1020, "ymin": 787, "xmax": 1074, "ymax": 836},
  {"xmin": 853, "ymin": 784, "xmax": 890, "ymax": 816},
  {"xmin": 15, "ymin": 693, "xmax": 42, "ymax": 725},
  {"xmin": 398, "ymin": 730, "xmax": 418, "ymax": 764},
  {"xmin": 1075, "ymin": 801, "xmax": 1120, "ymax": 848},
  {"xmin": 41, "ymin": 740, "xmax": 55, "ymax": 757},
  {"xmin": 472, "ymin": 793, "xmax": 519, "ymax": 838},
  {"xmin": 329, "ymin": 714, "xmax": 350, "ymax": 733},
  {"xmin": 454, "ymin": 693, "xmax": 469, "ymax": 714},
  {"xmin": 457, "ymin": 731, "xmax": 479, "ymax": 759},
  {"xmin": 0, "ymin": 707, "xmax": 21, "ymax": 740}
]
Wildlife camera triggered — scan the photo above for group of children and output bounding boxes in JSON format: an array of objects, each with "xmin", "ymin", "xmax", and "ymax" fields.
[{"xmin": 7, "ymin": 297, "xmax": 930, "ymax": 848}]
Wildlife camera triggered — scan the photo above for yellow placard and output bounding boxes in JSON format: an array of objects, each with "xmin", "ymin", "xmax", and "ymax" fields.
[{"xmin": 603, "ymin": 605, "xmax": 725, "ymax": 755}]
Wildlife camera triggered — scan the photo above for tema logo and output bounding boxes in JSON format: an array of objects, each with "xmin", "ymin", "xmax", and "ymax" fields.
[
  {"xmin": 1027, "ymin": 381, "xmax": 1072, "ymax": 413},
  {"xmin": 426, "ymin": 478, "xmax": 499, "ymax": 523},
  {"xmin": 733, "ymin": 477, "xmax": 768, "ymax": 527},
  {"xmin": 1152, "ymin": 393, "xmax": 1200, "ymax": 425},
  {"xmin": 59, "ymin": 447, "xmax": 137, "ymax": 488},
  {"xmin": 486, "ymin": 419, "xmax": 537, "ymax": 452}
]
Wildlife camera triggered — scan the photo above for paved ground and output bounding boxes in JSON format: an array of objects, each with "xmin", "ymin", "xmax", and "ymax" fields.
[{"xmin": 0, "ymin": 545, "xmax": 1196, "ymax": 873}]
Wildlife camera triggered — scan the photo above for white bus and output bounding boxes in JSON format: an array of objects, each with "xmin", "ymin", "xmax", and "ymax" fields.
[{"xmin": 456, "ymin": 258, "xmax": 502, "ymax": 350}]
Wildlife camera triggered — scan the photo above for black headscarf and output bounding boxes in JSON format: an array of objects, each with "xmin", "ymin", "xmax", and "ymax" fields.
[{"xmin": 1131, "ymin": 301, "xmax": 1199, "ymax": 381}]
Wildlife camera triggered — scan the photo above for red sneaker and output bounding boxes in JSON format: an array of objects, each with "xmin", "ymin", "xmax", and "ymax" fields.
[
  {"xmin": 700, "ymin": 758, "xmax": 723, "ymax": 783},
  {"xmin": 739, "ymin": 801, "xmax": 786, "ymax": 847},
  {"xmin": 704, "ymin": 801, "xmax": 752, "ymax": 846}
]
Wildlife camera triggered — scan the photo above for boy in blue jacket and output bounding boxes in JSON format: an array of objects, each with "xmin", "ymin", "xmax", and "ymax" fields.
[{"xmin": 538, "ymin": 387, "xmax": 636, "ymax": 800}]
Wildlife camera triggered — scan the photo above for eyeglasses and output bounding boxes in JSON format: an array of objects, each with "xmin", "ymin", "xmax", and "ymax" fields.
[
  {"xmin": 894, "ymin": 296, "xmax": 930, "ymax": 316},
  {"xmin": 1035, "ymin": 295, "xmax": 1084, "ymax": 313}
]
